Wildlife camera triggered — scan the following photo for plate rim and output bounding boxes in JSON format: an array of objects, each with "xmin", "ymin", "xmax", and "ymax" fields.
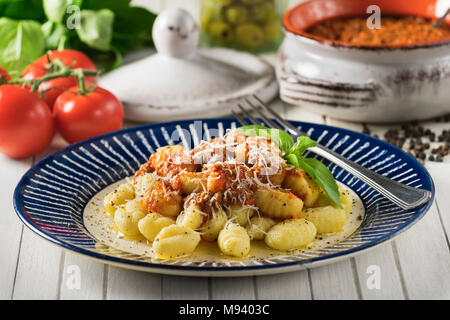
[{"xmin": 13, "ymin": 117, "xmax": 435, "ymax": 275}]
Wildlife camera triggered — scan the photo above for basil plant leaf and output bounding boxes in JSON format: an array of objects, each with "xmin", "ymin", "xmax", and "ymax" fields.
[
  {"xmin": 76, "ymin": 9, "xmax": 114, "ymax": 51},
  {"xmin": 237, "ymin": 125, "xmax": 294, "ymax": 154},
  {"xmin": 291, "ymin": 136, "xmax": 318, "ymax": 158},
  {"xmin": 41, "ymin": 20, "xmax": 67, "ymax": 49},
  {"xmin": 0, "ymin": 0, "xmax": 46, "ymax": 21},
  {"xmin": 297, "ymin": 157, "xmax": 343, "ymax": 209},
  {"xmin": 43, "ymin": 0, "xmax": 73, "ymax": 22},
  {"xmin": 0, "ymin": 17, "xmax": 45, "ymax": 75}
]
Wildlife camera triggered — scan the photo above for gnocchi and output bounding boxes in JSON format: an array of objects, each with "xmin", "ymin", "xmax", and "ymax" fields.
[
  {"xmin": 302, "ymin": 206, "xmax": 347, "ymax": 233},
  {"xmin": 218, "ymin": 223, "xmax": 251, "ymax": 258},
  {"xmin": 283, "ymin": 168, "xmax": 320, "ymax": 208},
  {"xmin": 226, "ymin": 204, "xmax": 255, "ymax": 226},
  {"xmin": 255, "ymin": 188, "xmax": 303, "ymax": 219},
  {"xmin": 246, "ymin": 216, "xmax": 276, "ymax": 240},
  {"xmin": 200, "ymin": 209, "xmax": 227, "ymax": 241},
  {"xmin": 153, "ymin": 224, "xmax": 201, "ymax": 259},
  {"xmin": 138, "ymin": 213, "xmax": 175, "ymax": 242},
  {"xmin": 141, "ymin": 181, "xmax": 182, "ymax": 217},
  {"xmin": 114, "ymin": 206, "xmax": 146, "ymax": 236},
  {"xmin": 103, "ymin": 183, "xmax": 135, "ymax": 216},
  {"xmin": 176, "ymin": 203, "xmax": 205, "ymax": 230},
  {"xmin": 265, "ymin": 219, "xmax": 317, "ymax": 251},
  {"xmin": 103, "ymin": 128, "xmax": 358, "ymax": 260}
]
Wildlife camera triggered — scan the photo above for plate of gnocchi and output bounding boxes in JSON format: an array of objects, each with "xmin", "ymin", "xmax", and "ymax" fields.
[{"xmin": 14, "ymin": 118, "xmax": 434, "ymax": 276}]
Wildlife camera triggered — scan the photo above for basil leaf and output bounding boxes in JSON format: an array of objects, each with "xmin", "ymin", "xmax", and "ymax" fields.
[
  {"xmin": 43, "ymin": 0, "xmax": 72, "ymax": 22},
  {"xmin": 0, "ymin": 0, "xmax": 46, "ymax": 21},
  {"xmin": 297, "ymin": 157, "xmax": 343, "ymax": 209},
  {"xmin": 0, "ymin": 17, "xmax": 45, "ymax": 74},
  {"xmin": 286, "ymin": 153, "xmax": 300, "ymax": 167},
  {"xmin": 237, "ymin": 125, "xmax": 294, "ymax": 154},
  {"xmin": 76, "ymin": 9, "xmax": 114, "ymax": 51},
  {"xmin": 291, "ymin": 136, "xmax": 318, "ymax": 157},
  {"xmin": 41, "ymin": 20, "xmax": 67, "ymax": 49}
]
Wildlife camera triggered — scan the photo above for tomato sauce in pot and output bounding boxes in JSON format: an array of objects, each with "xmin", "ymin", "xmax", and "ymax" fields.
[{"xmin": 306, "ymin": 15, "xmax": 450, "ymax": 46}]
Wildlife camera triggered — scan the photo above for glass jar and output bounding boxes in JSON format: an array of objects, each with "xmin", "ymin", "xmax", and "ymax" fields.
[{"xmin": 200, "ymin": 0, "xmax": 285, "ymax": 53}]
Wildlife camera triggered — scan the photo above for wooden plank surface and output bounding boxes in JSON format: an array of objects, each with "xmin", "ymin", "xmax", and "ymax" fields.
[
  {"xmin": 12, "ymin": 230, "xmax": 63, "ymax": 300},
  {"xmin": 107, "ymin": 267, "xmax": 162, "ymax": 300},
  {"xmin": 428, "ymin": 162, "xmax": 450, "ymax": 238},
  {"xmin": 394, "ymin": 201, "xmax": 450, "ymax": 299},
  {"xmin": 256, "ymin": 271, "xmax": 312, "ymax": 300},
  {"xmin": 211, "ymin": 278, "xmax": 256, "ymax": 300},
  {"xmin": 0, "ymin": 156, "xmax": 32, "ymax": 299},
  {"xmin": 162, "ymin": 276, "xmax": 209, "ymax": 300},
  {"xmin": 310, "ymin": 260, "xmax": 360, "ymax": 300}
]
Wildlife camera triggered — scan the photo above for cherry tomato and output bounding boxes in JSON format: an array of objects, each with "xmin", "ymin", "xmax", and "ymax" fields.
[
  {"xmin": 0, "ymin": 85, "xmax": 55, "ymax": 159},
  {"xmin": 22, "ymin": 50, "xmax": 96, "ymax": 109},
  {"xmin": 53, "ymin": 86, "xmax": 124, "ymax": 144},
  {"xmin": 0, "ymin": 66, "xmax": 10, "ymax": 83}
]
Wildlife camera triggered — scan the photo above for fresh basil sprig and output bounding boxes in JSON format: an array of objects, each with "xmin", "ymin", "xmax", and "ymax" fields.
[{"xmin": 238, "ymin": 125, "xmax": 343, "ymax": 208}]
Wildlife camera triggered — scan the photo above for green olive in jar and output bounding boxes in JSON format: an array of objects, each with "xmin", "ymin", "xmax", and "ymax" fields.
[
  {"xmin": 208, "ymin": 21, "xmax": 234, "ymax": 42},
  {"xmin": 264, "ymin": 20, "xmax": 280, "ymax": 42},
  {"xmin": 251, "ymin": 2, "xmax": 275, "ymax": 24},
  {"xmin": 201, "ymin": 0, "xmax": 283, "ymax": 53},
  {"xmin": 201, "ymin": 0, "xmax": 224, "ymax": 28},
  {"xmin": 241, "ymin": 0, "xmax": 264, "ymax": 4},
  {"xmin": 235, "ymin": 23, "xmax": 265, "ymax": 47},
  {"xmin": 225, "ymin": 5, "xmax": 249, "ymax": 25}
]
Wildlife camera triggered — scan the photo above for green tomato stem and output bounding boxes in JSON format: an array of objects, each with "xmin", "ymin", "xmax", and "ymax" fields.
[{"xmin": 6, "ymin": 58, "xmax": 99, "ymax": 94}]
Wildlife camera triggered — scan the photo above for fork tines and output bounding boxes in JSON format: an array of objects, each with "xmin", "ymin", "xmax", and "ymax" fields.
[{"xmin": 234, "ymin": 95, "xmax": 298, "ymax": 135}]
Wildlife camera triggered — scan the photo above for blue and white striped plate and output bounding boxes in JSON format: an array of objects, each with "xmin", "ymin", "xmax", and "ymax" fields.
[{"xmin": 13, "ymin": 118, "xmax": 434, "ymax": 276}]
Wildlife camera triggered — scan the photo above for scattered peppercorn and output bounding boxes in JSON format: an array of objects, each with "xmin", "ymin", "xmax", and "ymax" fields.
[{"xmin": 364, "ymin": 114, "xmax": 450, "ymax": 163}]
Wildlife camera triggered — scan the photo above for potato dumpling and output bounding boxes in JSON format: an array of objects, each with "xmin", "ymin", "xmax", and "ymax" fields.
[
  {"xmin": 255, "ymin": 188, "xmax": 303, "ymax": 219},
  {"xmin": 153, "ymin": 225, "xmax": 201, "ymax": 259},
  {"xmin": 339, "ymin": 187, "xmax": 353, "ymax": 214},
  {"xmin": 104, "ymin": 183, "xmax": 135, "ymax": 216},
  {"xmin": 302, "ymin": 206, "xmax": 347, "ymax": 233},
  {"xmin": 218, "ymin": 223, "xmax": 251, "ymax": 258},
  {"xmin": 114, "ymin": 206, "xmax": 146, "ymax": 237},
  {"xmin": 125, "ymin": 199, "xmax": 145, "ymax": 214},
  {"xmin": 246, "ymin": 216, "xmax": 276, "ymax": 240},
  {"xmin": 176, "ymin": 203, "xmax": 205, "ymax": 230},
  {"xmin": 283, "ymin": 168, "xmax": 320, "ymax": 208},
  {"xmin": 138, "ymin": 213, "xmax": 175, "ymax": 242},
  {"xmin": 227, "ymin": 204, "xmax": 255, "ymax": 226},
  {"xmin": 142, "ymin": 181, "xmax": 182, "ymax": 217},
  {"xmin": 200, "ymin": 209, "xmax": 227, "ymax": 241},
  {"xmin": 265, "ymin": 219, "xmax": 317, "ymax": 251},
  {"xmin": 176, "ymin": 171, "xmax": 206, "ymax": 195}
]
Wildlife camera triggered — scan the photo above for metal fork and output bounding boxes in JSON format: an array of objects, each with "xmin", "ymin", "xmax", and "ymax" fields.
[{"xmin": 232, "ymin": 95, "xmax": 432, "ymax": 210}]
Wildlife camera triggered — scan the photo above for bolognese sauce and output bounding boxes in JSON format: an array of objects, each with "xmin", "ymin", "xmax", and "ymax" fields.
[{"xmin": 307, "ymin": 15, "xmax": 450, "ymax": 46}]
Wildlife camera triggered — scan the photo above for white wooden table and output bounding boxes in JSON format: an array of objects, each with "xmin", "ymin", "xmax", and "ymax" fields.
[{"xmin": 1, "ymin": 0, "xmax": 450, "ymax": 301}]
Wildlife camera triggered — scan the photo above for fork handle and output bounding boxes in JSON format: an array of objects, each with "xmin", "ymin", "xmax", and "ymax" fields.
[{"xmin": 308, "ymin": 145, "xmax": 432, "ymax": 210}]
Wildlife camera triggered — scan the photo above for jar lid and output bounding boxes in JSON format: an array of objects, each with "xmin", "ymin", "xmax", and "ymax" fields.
[{"xmin": 100, "ymin": 8, "xmax": 278, "ymax": 122}]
